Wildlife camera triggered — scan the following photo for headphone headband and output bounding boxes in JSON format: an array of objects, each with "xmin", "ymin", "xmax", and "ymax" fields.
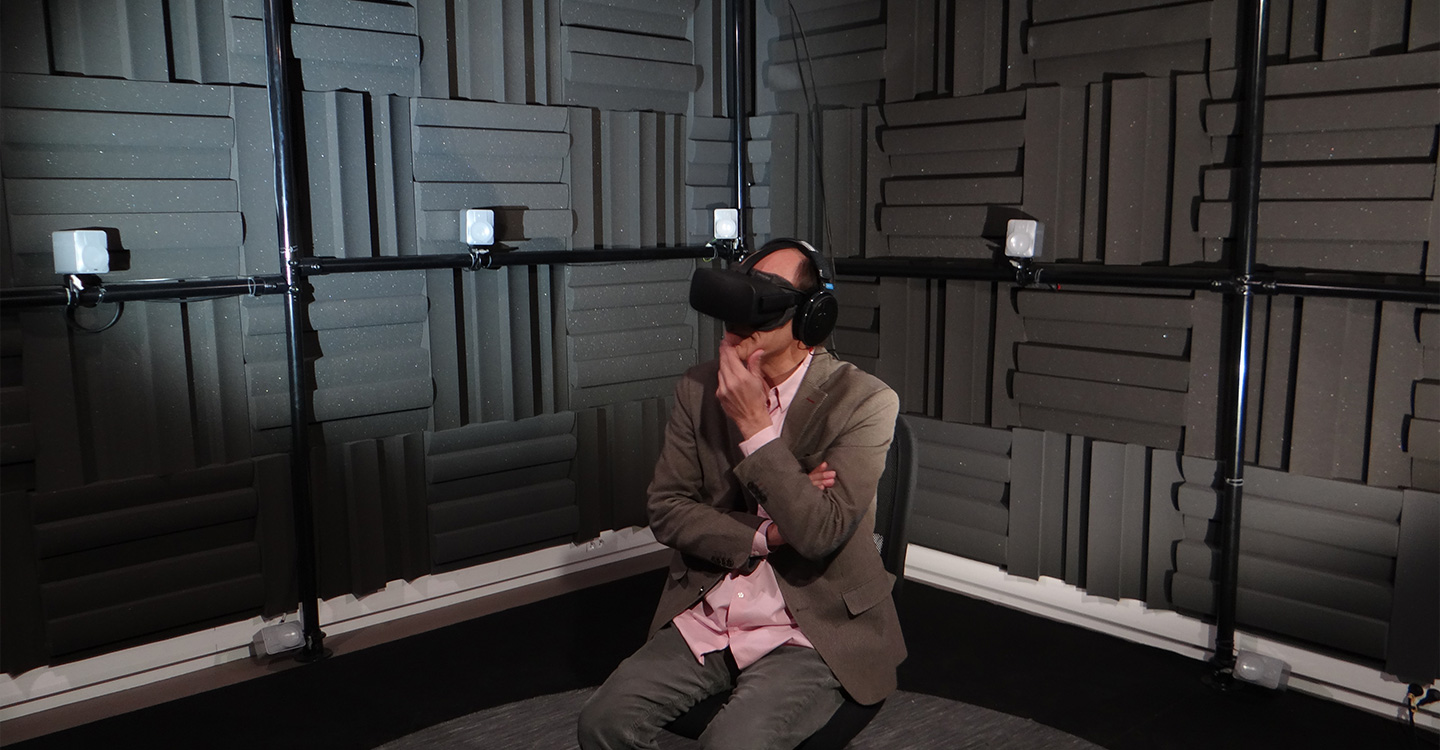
[
  {"xmin": 735, "ymin": 237, "xmax": 838, "ymax": 347},
  {"xmin": 739, "ymin": 238, "xmax": 834, "ymax": 292}
]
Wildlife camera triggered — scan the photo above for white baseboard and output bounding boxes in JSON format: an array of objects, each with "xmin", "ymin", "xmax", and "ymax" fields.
[
  {"xmin": 0, "ymin": 527, "xmax": 666, "ymax": 724},
  {"xmin": 904, "ymin": 544, "xmax": 1439, "ymax": 732},
  {"xmin": 4, "ymin": 535, "xmax": 1433, "ymax": 735}
]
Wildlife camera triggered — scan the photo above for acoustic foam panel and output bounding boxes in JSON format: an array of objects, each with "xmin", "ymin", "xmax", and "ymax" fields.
[
  {"xmin": 766, "ymin": 0, "xmax": 885, "ymax": 109},
  {"xmin": 46, "ymin": 0, "xmax": 170, "ymax": 82},
  {"xmin": 1, "ymin": 73, "xmax": 241, "ymax": 285},
  {"xmin": 428, "ymin": 265, "xmax": 556, "ymax": 430},
  {"xmin": 312, "ymin": 433, "xmax": 428, "ymax": 599},
  {"xmin": 831, "ymin": 275, "xmax": 881, "ymax": 376},
  {"xmin": 241, "ymin": 272, "xmax": 432, "ymax": 451},
  {"xmin": 1386, "ymin": 490, "xmax": 1439, "ymax": 683},
  {"xmin": 417, "ymin": 0, "xmax": 548, "ymax": 103},
  {"xmin": 574, "ymin": 397, "xmax": 671, "ymax": 537},
  {"xmin": 1173, "ymin": 456, "xmax": 1402, "ymax": 661},
  {"xmin": 569, "ymin": 109, "xmax": 687, "ymax": 250},
  {"xmin": 412, "ymin": 97, "xmax": 571, "ymax": 253},
  {"xmin": 685, "ymin": 117, "xmax": 737, "ymax": 246},
  {"xmin": 1021, "ymin": 85, "xmax": 1087, "ymax": 262},
  {"xmin": 556, "ymin": 259, "xmax": 698, "ymax": 410},
  {"xmin": 871, "ymin": 92, "xmax": 1025, "ymax": 258},
  {"xmin": 995, "ymin": 288, "xmax": 1215, "ymax": 453},
  {"xmin": 940, "ymin": 280, "xmax": 996, "ymax": 426},
  {"xmin": 906, "ymin": 416, "xmax": 1012, "ymax": 567},
  {"xmin": 745, "ymin": 113, "xmax": 801, "ymax": 242},
  {"xmin": 0, "ymin": 316, "xmax": 33, "ymax": 493},
  {"xmin": 819, "ymin": 108, "xmax": 868, "ymax": 257},
  {"xmin": 552, "ymin": 0, "xmax": 698, "ymax": 113},
  {"xmin": 1200, "ymin": 51, "xmax": 1439, "ymax": 273},
  {"xmin": 1027, "ymin": 0, "xmax": 1211, "ymax": 86},
  {"xmin": 0, "ymin": 457, "xmax": 288, "ymax": 675},
  {"xmin": 425, "ymin": 413, "xmax": 580, "ymax": 571},
  {"xmin": 875, "ymin": 278, "xmax": 942, "ymax": 417}
]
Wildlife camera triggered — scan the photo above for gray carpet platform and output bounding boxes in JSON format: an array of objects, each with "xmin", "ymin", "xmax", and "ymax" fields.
[{"xmin": 375, "ymin": 687, "xmax": 1105, "ymax": 749}]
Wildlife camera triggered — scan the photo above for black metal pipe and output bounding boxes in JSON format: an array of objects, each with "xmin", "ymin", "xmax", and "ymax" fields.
[
  {"xmin": 0, "ymin": 276, "xmax": 288, "ymax": 309},
  {"xmin": 263, "ymin": 0, "xmax": 326, "ymax": 661},
  {"xmin": 299, "ymin": 246, "xmax": 723, "ymax": 276},
  {"xmin": 1213, "ymin": 0, "xmax": 1270, "ymax": 681},
  {"xmin": 479, "ymin": 246, "xmax": 720, "ymax": 268},
  {"xmin": 730, "ymin": 0, "xmax": 748, "ymax": 248},
  {"xmin": 1259, "ymin": 275, "xmax": 1439, "ymax": 304},
  {"xmin": 833, "ymin": 257, "xmax": 1438, "ymax": 302}
]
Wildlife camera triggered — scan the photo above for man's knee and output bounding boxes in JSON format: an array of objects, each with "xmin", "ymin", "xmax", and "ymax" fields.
[{"xmin": 577, "ymin": 686, "xmax": 631, "ymax": 749}]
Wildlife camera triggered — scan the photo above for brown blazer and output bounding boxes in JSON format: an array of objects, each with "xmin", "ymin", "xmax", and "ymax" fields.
[{"xmin": 645, "ymin": 349, "xmax": 906, "ymax": 706}]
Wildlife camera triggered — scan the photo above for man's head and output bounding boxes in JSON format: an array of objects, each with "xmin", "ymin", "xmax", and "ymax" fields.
[
  {"xmin": 688, "ymin": 238, "xmax": 838, "ymax": 351},
  {"xmin": 724, "ymin": 246, "xmax": 813, "ymax": 364}
]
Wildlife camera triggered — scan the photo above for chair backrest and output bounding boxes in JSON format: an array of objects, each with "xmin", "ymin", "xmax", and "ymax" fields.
[{"xmin": 873, "ymin": 414, "xmax": 917, "ymax": 594}]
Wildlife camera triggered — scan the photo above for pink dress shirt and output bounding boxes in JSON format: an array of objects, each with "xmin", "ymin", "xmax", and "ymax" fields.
[{"xmin": 671, "ymin": 353, "xmax": 816, "ymax": 668}]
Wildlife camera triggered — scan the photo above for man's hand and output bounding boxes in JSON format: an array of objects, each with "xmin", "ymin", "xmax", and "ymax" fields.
[
  {"xmin": 765, "ymin": 522, "xmax": 787, "ymax": 549},
  {"xmin": 717, "ymin": 340, "xmax": 772, "ymax": 439},
  {"xmin": 807, "ymin": 461, "xmax": 835, "ymax": 490}
]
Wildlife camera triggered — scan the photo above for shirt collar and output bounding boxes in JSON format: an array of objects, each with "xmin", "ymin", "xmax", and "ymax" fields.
[{"xmin": 768, "ymin": 351, "xmax": 814, "ymax": 415}]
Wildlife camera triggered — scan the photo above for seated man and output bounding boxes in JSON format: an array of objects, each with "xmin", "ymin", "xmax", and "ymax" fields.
[{"xmin": 578, "ymin": 239, "xmax": 903, "ymax": 750}]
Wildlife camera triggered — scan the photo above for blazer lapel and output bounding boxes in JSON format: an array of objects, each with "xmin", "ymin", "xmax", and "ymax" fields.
[{"xmin": 782, "ymin": 351, "xmax": 837, "ymax": 454}]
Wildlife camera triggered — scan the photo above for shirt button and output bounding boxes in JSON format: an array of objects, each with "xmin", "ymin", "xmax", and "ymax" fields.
[{"xmin": 737, "ymin": 592, "xmax": 745, "ymax": 598}]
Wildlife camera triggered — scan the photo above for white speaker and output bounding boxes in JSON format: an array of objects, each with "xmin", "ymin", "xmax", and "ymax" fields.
[
  {"xmin": 52, "ymin": 230, "xmax": 110, "ymax": 274},
  {"xmin": 1004, "ymin": 219, "xmax": 1044, "ymax": 259},
  {"xmin": 463, "ymin": 208, "xmax": 496, "ymax": 246}
]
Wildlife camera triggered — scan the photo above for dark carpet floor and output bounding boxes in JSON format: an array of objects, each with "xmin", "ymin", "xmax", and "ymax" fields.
[
  {"xmin": 6, "ymin": 569, "xmax": 1434, "ymax": 750},
  {"xmin": 375, "ymin": 688, "xmax": 1106, "ymax": 749}
]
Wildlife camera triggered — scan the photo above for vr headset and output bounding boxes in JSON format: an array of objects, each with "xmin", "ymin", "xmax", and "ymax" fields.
[{"xmin": 688, "ymin": 238, "xmax": 838, "ymax": 347}]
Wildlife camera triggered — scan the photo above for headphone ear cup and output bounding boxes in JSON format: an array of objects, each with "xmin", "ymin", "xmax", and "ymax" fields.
[{"xmin": 793, "ymin": 290, "xmax": 838, "ymax": 347}]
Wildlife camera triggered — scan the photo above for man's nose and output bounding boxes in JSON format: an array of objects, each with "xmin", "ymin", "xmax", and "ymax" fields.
[{"xmin": 722, "ymin": 331, "xmax": 744, "ymax": 345}]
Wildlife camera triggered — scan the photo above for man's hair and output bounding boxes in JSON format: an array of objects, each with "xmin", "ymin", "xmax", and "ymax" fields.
[
  {"xmin": 792, "ymin": 251, "xmax": 822, "ymax": 294},
  {"xmin": 753, "ymin": 243, "xmax": 821, "ymax": 293}
]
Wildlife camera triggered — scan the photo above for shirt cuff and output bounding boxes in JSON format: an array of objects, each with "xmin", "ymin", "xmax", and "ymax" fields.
[
  {"xmin": 752, "ymin": 520, "xmax": 773, "ymax": 557},
  {"xmin": 739, "ymin": 423, "xmax": 781, "ymax": 456}
]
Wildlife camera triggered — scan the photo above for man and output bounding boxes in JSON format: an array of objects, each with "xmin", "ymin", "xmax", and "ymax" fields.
[{"xmin": 578, "ymin": 240, "xmax": 904, "ymax": 750}]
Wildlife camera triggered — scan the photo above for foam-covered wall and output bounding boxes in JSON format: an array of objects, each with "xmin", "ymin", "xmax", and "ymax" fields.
[{"xmin": 0, "ymin": 0, "xmax": 1436, "ymax": 685}]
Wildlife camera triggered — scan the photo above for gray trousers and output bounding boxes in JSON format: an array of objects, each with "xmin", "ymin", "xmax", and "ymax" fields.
[{"xmin": 577, "ymin": 626, "xmax": 845, "ymax": 750}]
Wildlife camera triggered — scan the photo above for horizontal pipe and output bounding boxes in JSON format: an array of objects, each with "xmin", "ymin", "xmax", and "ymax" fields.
[
  {"xmin": 302, "ymin": 246, "xmax": 723, "ymax": 276},
  {"xmin": 1260, "ymin": 276, "xmax": 1439, "ymax": 304},
  {"xmin": 834, "ymin": 257, "xmax": 1440, "ymax": 303},
  {"xmin": 480, "ymin": 246, "xmax": 719, "ymax": 268},
  {"xmin": 299, "ymin": 254, "xmax": 478, "ymax": 274},
  {"xmin": 0, "ymin": 275, "xmax": 288, "ymax": 309}
]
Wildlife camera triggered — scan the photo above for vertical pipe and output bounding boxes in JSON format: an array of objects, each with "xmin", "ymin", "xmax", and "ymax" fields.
[
  {"xmin": 1213, "ymin": 0, "xmax": 1269, "ymax": 680},
  {"xmin": 262, "ymin": 0, "xmax": 326, "ymax": 660},
  {"xmin": 729, "ymin": 0, "xmax": 748, "ymax": 250}
]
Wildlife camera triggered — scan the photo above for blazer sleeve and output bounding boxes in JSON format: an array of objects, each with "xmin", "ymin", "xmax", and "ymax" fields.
[
  {"xmin": 646, "ymin": 369, "xmax": 764, "ymax": 570},
  {"xmin": 733, "ymin": 381, "xmax": 899, "ymax": 561}
]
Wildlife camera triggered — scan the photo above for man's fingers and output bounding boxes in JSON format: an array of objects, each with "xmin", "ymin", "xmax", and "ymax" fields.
[{"xmin": 746, "ymin": 348, "xmax": 765, "ymax": 377}]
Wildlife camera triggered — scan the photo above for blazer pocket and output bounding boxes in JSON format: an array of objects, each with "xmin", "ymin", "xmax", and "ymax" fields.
[{"xmin": 843, "ymin": 571, "xmax": 896, "ymax": 617}]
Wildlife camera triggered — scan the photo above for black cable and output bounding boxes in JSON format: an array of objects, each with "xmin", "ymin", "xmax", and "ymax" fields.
[
  {"xmin": 785, "ymin": 2, "xmax": 835, "ymax": 252},
  {"xmin": 64, "ymin": 301, "xmax": 124, "ymax": 334}
]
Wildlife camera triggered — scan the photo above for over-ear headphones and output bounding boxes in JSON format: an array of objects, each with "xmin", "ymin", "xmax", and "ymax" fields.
[{"xmin": 738, "ymin": 238, "xmax": 838, "ymax": 347}]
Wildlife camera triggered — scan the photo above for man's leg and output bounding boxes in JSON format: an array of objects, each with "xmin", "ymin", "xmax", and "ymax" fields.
[
  {"xmin": 578, "ymin": 626, "xmax": 733, "ymax": 750},
  {"xmin": 698, "ymin": 645, "xmax": 845, "ymax": 750}
]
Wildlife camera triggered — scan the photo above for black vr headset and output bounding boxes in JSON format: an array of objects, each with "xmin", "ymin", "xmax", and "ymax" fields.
[{"xmin": 688, "ymin": 238, "xmax": 838, "ymax": 347}]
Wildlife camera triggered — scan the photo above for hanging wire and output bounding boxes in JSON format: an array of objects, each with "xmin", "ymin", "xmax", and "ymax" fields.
[
  {"xmin": 786, "ymin": 2, "xmax": 836, "ymax": 254},
  {"xmin": 65, "ymin": 301, "xmax": 124, "ymax": 334}
]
